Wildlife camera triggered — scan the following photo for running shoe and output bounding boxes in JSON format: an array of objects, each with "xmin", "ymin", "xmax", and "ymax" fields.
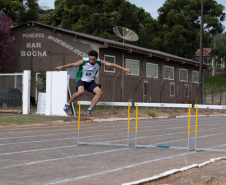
[
  {"xmin": 63, "ymin": 103, "xmax": 70, "ymax": 113},
  {"xmin": 85, "ymin": 109, "xmax": 92, "ymax": 116}
]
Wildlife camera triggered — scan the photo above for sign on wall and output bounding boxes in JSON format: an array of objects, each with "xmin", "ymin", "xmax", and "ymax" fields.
[{"xmin": 20, "ymin": 33, "xmax": 87, "ymax": 57}]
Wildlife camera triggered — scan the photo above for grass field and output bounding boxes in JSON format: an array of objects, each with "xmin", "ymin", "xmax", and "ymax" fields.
[
  {"xmin": 0, "ymin": 117, "xmax": 55, "ymax": 126},
  {"xmin": 204, "ymin": 76, "xmax": 226, "ymax": 94}
]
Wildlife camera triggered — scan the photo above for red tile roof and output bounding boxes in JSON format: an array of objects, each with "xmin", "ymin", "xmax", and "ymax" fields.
[{"xmin": 195, "ymin": 48, "xmax": 211, "ymax": 56}]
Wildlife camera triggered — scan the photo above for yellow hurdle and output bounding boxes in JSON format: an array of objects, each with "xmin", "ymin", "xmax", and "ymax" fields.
[
  {"xmin": 188, "ymin": 105, "xmax": 190, "ymax": 136},
  {"xmin": 78, "ymin": 102, "xmax": 81, "ymax": 131},
  {"xmin": 128, "ymin": 104, "xmax": 130, "ymax": 133},
  {"xmin": 195, "ymin": 105, "xmax": 198, "ymax": 136},
  {"xmin": 77, "ymin": 102, "xmax": 81, "ymax": 144},
  {"xmin": 195, "ymin": 105, "xmax": 198, "ymax": 150},
  {"xmin": 78, "ymin": 101, "xmax": 131, "ymax": 147},
  {"xmin": 187, "ymin": 105, "xmax": 191, "ymax": 151},
  {"xmin": 136, "ymin": 104, "xmax": 138, "ymax": 133},
  {"xmin": 135, "ymin": 104, "xmax": 138, "ymax": 147}
]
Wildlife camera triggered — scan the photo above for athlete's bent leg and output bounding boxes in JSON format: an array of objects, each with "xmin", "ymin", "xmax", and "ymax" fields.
[
  {"xmin": 68, "ymin": 86, "xmax": 84, "ymax": 104},
  {"xmin": 89, "ymin": 86, "xmax": 103, "ymax": 109}
]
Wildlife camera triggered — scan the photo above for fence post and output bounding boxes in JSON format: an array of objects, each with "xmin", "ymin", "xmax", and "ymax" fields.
[
  {"xmin": 211, "ymin": 83, "xmax": 216, "ymax": 105},
  {"xmin": 196, "ymin": 83, "xmax": 200, "ymax": 104},
  {"xmin": 204, "ymin": 83, "xmax": 209, "ymax": 104},
  {"xmin": 111, "ymin": 73, "xmax": 120, "ymax": 113},
  {"xmin": 220, "ymin": 86, "xmax": 224, "ymax": 105},
  {"xmin": 132, "ymin": 76, "xmax": 144, "ymax": 111},
  {"xmin": 160, "ymin": 79, "xmax": 167, "ymax": 103}
]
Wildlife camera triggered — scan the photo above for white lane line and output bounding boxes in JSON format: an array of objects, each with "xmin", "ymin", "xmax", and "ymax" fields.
[
  {"xmin": 0, "ymin": 148, "xmax": 129, "ymax": 170},
  {"xmin": 1, "ymin": 121, "xmax": 226, "ymax": 147},
  {"xmin": 0, "ymin": 122, "xmax": 187, "ymax": 140},
  {"xmin": 0, "ymin": 116, "xmax": 223, "ymax": 140},
  {"xmin": 2, "ymin": 123, "xmax": 225, "ymax": 156},
  {"xmin": 0, "ymin": 117, "xmax": 220, "ymax": 135},
  {"xmin": 0, "ymin": 132, "xmax": 75, "ymax": 140},
  {"xmin": 0, "ymin": 122, "xmax": 129, "ymax": 135},
  {"xmin": 150, "ymin": 132, "xmax": 226, "ymax": 146},
  {"xmin": 0, "ymin": 144, "xmax": 78, "ymax": 156},
  {"xmin": 1, "ymin": 119, "xmax": 224, "ymax": 141},
  {"xmin": 108, "ymin": 127, "xmax": 226, "ymax": 145},
  {"xmin": 43, "ymin": 152, "xmax": 194, "ymax": 185},
  {"xmin": 0, "ymin": 120, "xmax": 187, "ymax": 138},
  {"xmin": 0, "ymin": 137, "xmax": 77, "ymax": 146}
]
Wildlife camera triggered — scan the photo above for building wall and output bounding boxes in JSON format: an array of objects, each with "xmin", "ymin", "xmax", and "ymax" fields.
[
  {"xmin": 99, "ymin": 47, "xmax": 200, "ymax": 104},
  {"xmin": 0, "ymin": 24, "xmax": 200, "ymax": 104}
]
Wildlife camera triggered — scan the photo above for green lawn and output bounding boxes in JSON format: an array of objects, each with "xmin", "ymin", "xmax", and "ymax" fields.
[
  {"xmin": 204, "ymin": 76, "xmax": 226, "ymax": 94},
  {"xmin": 0, "ymin": 117, "xmax": 55, "ymax": 126}
]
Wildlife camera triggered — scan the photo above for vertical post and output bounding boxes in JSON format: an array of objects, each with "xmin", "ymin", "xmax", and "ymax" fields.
[
  {"xmin": 195, "ymin": 105, "xmax": 198, "ymax": 151},
  {"xmin": 188, "ymin": 105, "xmax": 191, "ymax": 151},
  {"xmin": 198, "ymin": 0, "xmax": 204, "ymax": 104},
  {"xmin": 127, "ymin": 104, "xmax": 130, "ymax": 147},
  {"xmin": 135, "ymin": 104, "xmax": 138, "ymax": 148},
  {"xmin": 22, "ymin": 70, "xmax": 31, "ymax": 114},
  {"xmin": 78, "ymin": 102, "xmax": 81, "ymax": 145}
]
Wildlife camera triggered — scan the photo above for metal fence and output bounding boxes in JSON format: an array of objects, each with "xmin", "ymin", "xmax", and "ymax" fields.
[{"xmin": 0, "ymin": 73, "xmax": 23, "ymax": 113}]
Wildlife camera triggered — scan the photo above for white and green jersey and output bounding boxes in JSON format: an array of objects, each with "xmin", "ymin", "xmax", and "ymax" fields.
[{"xmin": 76, "ymin": 56, "xmax": 101, "ymax": 82}]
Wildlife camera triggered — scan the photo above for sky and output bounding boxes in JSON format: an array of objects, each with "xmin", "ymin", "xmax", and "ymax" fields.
[{"xmin": 38, "ymin": 0, "xmax": 226, "ymax": 30}]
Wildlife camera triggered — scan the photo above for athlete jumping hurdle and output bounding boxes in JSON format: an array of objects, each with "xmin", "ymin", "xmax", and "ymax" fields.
[{"xmin": 55, "ymin": 50, "xmax": 131, "ymax": 116}]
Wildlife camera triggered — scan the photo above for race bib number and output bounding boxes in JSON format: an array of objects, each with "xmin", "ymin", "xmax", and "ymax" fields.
[{"xmin": 83, "ymin": 70, "xmax": 96, "ymax": 78}]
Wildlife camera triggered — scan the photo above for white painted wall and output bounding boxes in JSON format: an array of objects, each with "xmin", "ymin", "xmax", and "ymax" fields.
[{"xmin": 46, "ymin": 71, "xmax": 68, "ymax": 116}]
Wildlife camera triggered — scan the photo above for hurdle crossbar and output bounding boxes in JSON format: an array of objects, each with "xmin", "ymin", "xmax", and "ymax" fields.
[
  {"xmin": 194, "ymin": 104, "xmax": 226, "ymax": 152},
  {"xmin": 194, "ymin": 104, "xmax": 226, "ymax": 110},
  {"xmin": 135, "ymin": 103, "xmax": 191, "ymax": 151},
  {"xmin": 77, "ymin": 101, "xmax": 132, "ymax": 147},
  {"xmin": 78, "ymin": 101, "xmax": 131, "ymax": 106}
]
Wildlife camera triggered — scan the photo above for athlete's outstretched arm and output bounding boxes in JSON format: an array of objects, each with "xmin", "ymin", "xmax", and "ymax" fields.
[
  {"xmin": 101, "ymin": 60, "xmax": 131, "ymax": 74},
  {"xmin": 56, "ymin": 59, "xmax": 83, "ymax": 72}
]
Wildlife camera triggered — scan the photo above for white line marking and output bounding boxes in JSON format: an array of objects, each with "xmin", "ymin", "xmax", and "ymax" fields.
[
  {"xmin": 0, "ymin": 137, "xmax": 77, "ymax": 146},
  {"xmin": 1, "ymin": 120, "xmax": 226, "ymax": 147},
  {"xmin": 1, "ymin": 119, "xmax": 224, "ymax": 141},
  {"xmin": 0, "ymin": 145, "xmax": 78, "ymax": 156},
  {"xmin": 0, "ymin": 148, "xmax": 129, "ymax": 170},
  {"xmin": 43, "ymin": 152, "xmax": 194, "ymax": 185}
]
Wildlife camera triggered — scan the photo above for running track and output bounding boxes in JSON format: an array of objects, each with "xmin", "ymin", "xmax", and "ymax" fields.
[{"xmin": 0, "ymin": 117, "xmax": 226, "ymax": 185}]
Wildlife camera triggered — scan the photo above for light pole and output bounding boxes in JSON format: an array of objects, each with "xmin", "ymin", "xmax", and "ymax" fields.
[{"xmin": 198, "ymin": 0, "xmax": 204, "ymax": 104}]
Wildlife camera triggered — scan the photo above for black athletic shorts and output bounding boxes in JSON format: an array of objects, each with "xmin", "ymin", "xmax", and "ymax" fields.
[{"xmin": 76, "ymin": 80, "xmax": 101, "ymax": 94}]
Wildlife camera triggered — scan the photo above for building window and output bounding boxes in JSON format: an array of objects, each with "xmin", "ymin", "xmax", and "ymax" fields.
[
  {"xmin": 144, "ymin": 81, "xmax": 148, "ymax": 96},
  {"xmin": 104, "ymin": 55, "xmax": 115, "ymax": 72},
  {"xmin": 170, "ymin": 83, "xmax": 175, "ymax": 96},
  {"xmin": 126, "ymin": 59, "xmax": 139, "ymax": 76},
  {"xmin": 146, "ymin": 63, "xmax": 158, "ymax": 78},
  {"xmin": 192, "ymin": 71, "xmax": 199, "ymax": 83},
  {"xmin": 185, "ymin": 84, "xmax": 189, "ymax": 97},
  {"xmin": 164, "ymin": 66, "xmax": 174, "ymax": 80},
  {"xmin": 179, "ymin": 68, "xmax": 188, "ymax": 82}
]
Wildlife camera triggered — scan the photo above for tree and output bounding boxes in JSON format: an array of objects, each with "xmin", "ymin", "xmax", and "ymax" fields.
[
  {"xmin": 39, "ymin": 0, "xmax": 157, "ymax": 46},
  {"xmin": 156, "ymin": 0, "xmax": 225, "ymax": 58},
  {"xmin": 19, "ymin": 0, "xmax": 41, "ymax": 23},
  {"xmin": 211, "ymin": 33, "xmax": 226, "ymax": 76},
  {"xmin": 0, "ymin": 14, "xmax": 14, "ymax": 69},
  {"xmin": 0, "ymin": 0, "xmax": 24, "ymax": 23}
]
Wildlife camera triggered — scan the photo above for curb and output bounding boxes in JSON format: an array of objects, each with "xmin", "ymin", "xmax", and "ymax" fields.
[
  {"xmin": 122, "ymin": 157, "xmax": 226, "ymax": 185},
  {"xmin": 176, "ymin": 114, "xmax": 226, "ymax": 118},
  {"xmin": 93, "ymin": 117, "xmax": 153, "ymax": 122},
  {"xmin": 176, "ymin": 115, "xmax": 207, "ymax": 118},
  {"xmin": 154, "ymin": 116, "xmax": 168, "ymax": 119},
  {"xmin": 209, "ymin": 114, "xmax": 226, "ymax": 117}
]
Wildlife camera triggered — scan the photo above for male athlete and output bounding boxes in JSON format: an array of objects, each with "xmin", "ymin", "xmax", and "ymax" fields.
[{"xmin": 56, "ymin": 50, "xmax": 131, "ymax": 116}]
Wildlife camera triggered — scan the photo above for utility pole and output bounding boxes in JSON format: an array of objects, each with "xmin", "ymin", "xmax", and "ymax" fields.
[{"xmin": 198, "ymin": 0, "xmax": 204, "ymax": 104}]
